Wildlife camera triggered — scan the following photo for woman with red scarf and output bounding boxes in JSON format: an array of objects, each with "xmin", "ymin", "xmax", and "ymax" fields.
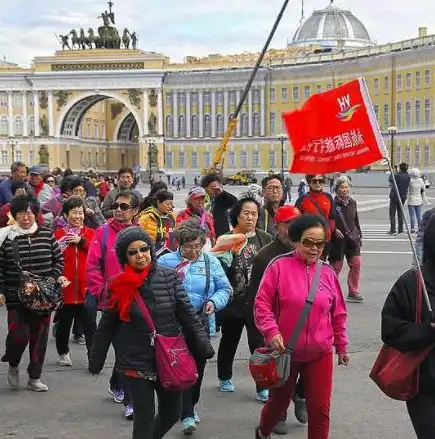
[
  {"xmin": 54, "ymin": 197, "xmax": 95, "ymax": 367},
  {"xmin": 89, "ymin": 227, "xmax": 214, "ymax": 439}
]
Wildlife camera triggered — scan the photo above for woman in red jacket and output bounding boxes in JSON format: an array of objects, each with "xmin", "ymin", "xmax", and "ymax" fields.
[{"xmin": 54, "ymin": 196, "xmax": 95, "ymax": 367}]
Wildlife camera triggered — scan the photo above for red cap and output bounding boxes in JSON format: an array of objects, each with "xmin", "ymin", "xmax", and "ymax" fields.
[{"xmin": 274, "ymin": 205, "xmax": 301, "ymax": 224}]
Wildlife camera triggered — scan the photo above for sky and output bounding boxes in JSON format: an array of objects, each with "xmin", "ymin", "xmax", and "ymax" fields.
[{"xmin": 0, "ymin": 0, "xmax": 434, "ymax": 67}]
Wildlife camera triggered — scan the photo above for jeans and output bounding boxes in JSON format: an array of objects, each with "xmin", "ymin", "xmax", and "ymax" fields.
[
  {"xmin": 389, "ymin": 198, "xmax": 405, "ymax": 233},
  {"xmin": 408, "ymin": 204, "xmax": 423, "ymax": 231},
  {"xmin": 125, "ymin": 376, "xmax": 181, "ymax": 439},
  {"xmin": 407, "ymin": 392, "xmax": 435, "ymax": 439},
  {"xmin": 259, "ymin": 352, "xmax": 333, "ymax": 439},
  {"xmin": 1, "ymin": 307, "xmax": 51, "ymax": 379}
]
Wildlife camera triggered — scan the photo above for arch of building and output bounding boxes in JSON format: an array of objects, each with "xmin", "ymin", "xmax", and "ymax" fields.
[{"xmin": 114, "ymin": 112, "xmax": 139, "ymax": 142}]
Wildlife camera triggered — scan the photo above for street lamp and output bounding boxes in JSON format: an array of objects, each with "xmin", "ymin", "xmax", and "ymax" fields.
[
  {"xmin": 7, "ymin": 138, "xmax": 18, "ymax": 164},
  {"xmin": 146, "ymin": 137, "xmax": 157, "ymax": 184},
  {"xmin": 278, "ymin": 133, "xmax": 287, "ymax": 177},
  {"xmin": 388, "ymin": 126, "xmax": 397, "ymax": 169}
]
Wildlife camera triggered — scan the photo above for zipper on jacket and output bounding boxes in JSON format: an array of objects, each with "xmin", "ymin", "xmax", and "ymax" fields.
[{"xmin": 303, "ymin": 265, "xmax": 310, "ymax": 356}]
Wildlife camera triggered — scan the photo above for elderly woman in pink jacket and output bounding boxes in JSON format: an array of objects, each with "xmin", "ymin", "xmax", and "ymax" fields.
[{"xmin": 254, "ymin": 214, "xmax": 349, "ymax": 439}]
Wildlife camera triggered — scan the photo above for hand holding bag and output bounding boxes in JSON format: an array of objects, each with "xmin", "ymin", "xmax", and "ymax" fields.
[{"xmin": 249, "ymin": 261, "xmax": 322, "ymax": 388}]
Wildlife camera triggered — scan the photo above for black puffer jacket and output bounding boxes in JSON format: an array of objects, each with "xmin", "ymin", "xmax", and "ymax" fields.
[{"xmin": 89, "ymin": 265, "xmax": 215, "ymax": 375}]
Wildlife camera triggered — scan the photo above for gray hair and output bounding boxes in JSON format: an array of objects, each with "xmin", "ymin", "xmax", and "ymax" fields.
[
  {"xmin": 334, "ymin": 176, "xmax": 351, "ymax": 194},
  {"xmin": 175, "ymin": 218, "xmax": 207, "ymax": 246}
]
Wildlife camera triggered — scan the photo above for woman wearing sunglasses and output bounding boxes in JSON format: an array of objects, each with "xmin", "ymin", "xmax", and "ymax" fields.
[
  {"xmin": 89, "ymin": 226, "xmax": 214, "ymax": 439},
  {"xmin": 254, "ymin": 214, "xmax": 349, "ymax": 439}
]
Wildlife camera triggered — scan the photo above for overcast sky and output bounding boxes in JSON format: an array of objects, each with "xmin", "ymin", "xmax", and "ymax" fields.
[{"xmin": 0, "ymin": 0, "xmax": 433, "ymax": 67}]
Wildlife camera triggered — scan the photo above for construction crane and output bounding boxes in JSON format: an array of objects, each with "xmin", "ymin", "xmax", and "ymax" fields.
[{"xmin": 204, "ymin": 0, "xmax": 292, "ymax": 176}]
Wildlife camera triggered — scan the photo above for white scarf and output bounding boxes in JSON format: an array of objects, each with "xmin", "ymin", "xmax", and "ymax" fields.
[{"xmin": 0, "ymin": 222, "xmax": 38, "ymax": 248}]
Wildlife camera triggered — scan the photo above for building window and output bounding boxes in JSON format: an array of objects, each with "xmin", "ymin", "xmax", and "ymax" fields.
[
  {"xmin": 94, "ymin": 122, "xmax": 99, "ymax": 139},
  {"xmin": 424, "ymin": 144, "xmax": 430, "ymax": 166},
  {"xmin": 165, "ymin": 93, "xmax": 173, "ymax": 106},
  {"xmin": 304, "ymin": 86, "xmax": 311, "ymax": 99},
  {"xmin": 228, "ymin": 151, "xmax": 236, "ymax": 169},
  {"xmin": 269, "ymin": 150, "xmax": 276, "ymax": 168},
  {"xmin": 406, "ymin": 73, "xmax": 412, "ymax": 90},
  {"xmin": 13, "ymin": 93, "xmax": 22, "ymax": 107},
  {"xmin": 425, "ymin": 99, "xmax": 431, "ymax": 126},
  {"xmin": 179, "ymin": 151, "xmax": 185, "ymax": 168},
  {"xmin": 292, "ymin": 86, "xmax": 299, "ymax": 102},
  {"xmin": 240, "ymin": 151, "xmax": 248, "ymax": 169},
  {"xmin": 396, "ymin": 103, "xmax": 402, "ymax": 129},
  {"xmin": 383, "ymin": 104, "xmax": 389, "ymax": 129},
  {"xmin": 253, "ymin": 89, "xmax": 260, "ymax": 104},
  {"xmin": 253, "ymin": 112, "xmax": 260, "ymax": 136},
  {"xmin": 415, "ymin": 144, "xmax": 421, "ymax": 166},
  {"xmin": 316, "ymin": 85, "xmax": 322, "ymax": 94},
  {"xmin": 204, "ymin": 114, "xmax": 211, "ymax": 137},
  {"xmin": 0, "ymin": 92, "xmax": 7, "ymax": 107},
  {"xmin": 191, "ymin": 92, "xmax": 198, "ymax": 106},
  {"xmin": 229, "ymin": 90, "xmax": 236, "ymax": 105},
  {"xmin": 15, "ymin": 150, "xmax": 22, "ymax": 162},
  {"xmin": 203, "ymin": 151, "xmax": 211, "ymax": 168},
  {"xmin": 406, "ymin": 102, "xmax": 411, "ymax": 129},
  {"xmin": 397, "ymin": 74, "xmax": 402, "ymax": 90},
  {"xmin": 204, "ymin": 92, "xmax": 211, "ymax": 106},
  {"xmin": 102, "ymin": 123, "xmax": 106, "ymax": 139},
  {"xmin": 29, "ymin": 150, "xmax": 34, "ymax": 166},
  {"xmin": 416, "ymin": 71, "xmax": 421, "ymax": 89},
  {"xmin": 0, "ymin": 116, "xmax": 8, "ymax": 136},
  {"xmin": 191, "ymin": 115, "xmax": 199, "ymax": 137},
  {"xmin": 374, "ymin": 104, "xmax": 379, "ymax": 121},
  {"xmin": 270, "ymin": 88, "xmax": 276, "ymax": 103},
  {"xmin": 14, "ymin": 116, "xmax": 23, "ymax": 136},
  {"xmin": 216, "ymin": 91, "xmax": 223, "ymax": 106},
  {"xmin": 281, "ymin": 88, "xmax": 288, "ymax": 103},
  {"xmin": 179, "ymin": 92, "xmax": 186, "ymax": 106},
  {"xmin": 253, "ymin": 150, "xmax": 260, "ymax": 168},
  {"xmin": 270, "ymin": 112, "xmax": 276, "ymax": 135},
  {"xmin": 374, "ymin": 78, "xmax": 379, "ymax": 94},
  {"xmin": 165, "ymin": 115, "xmax": 173, "ymax": 137},
  {"xmin": 395, "ymin": 144, "xmax": 402, "ymax": 165},
  {"xmin": 425, "ymin": 69, "xmax": 431, "ymax": 87},
  {"xmin": 384, "ymin": 76, "xmax": 389, "ymax": 93},
  {"xmin": 283, "ymin": 149, "xmax": 288, "ymax": 167},
  {"xmin": 216, "ymin": 114, "xmax": 224, "ymax": 137},
  {"xmin": 179, "ymin": 115, "xmax": 186, "ymax": 137},
  {"xmin": 166, "ymin": 151, "xmax": 173, "ymax": 168},
  {"xmin": 241, "ymin": 113, "xmax": 248, "ymax": 136},
  {"xmin": 191, "ymin": 151, "xmax": 198, "ymax": 169},
  {"xmin": 416, "ymin": 100, "xmax": 421, "ymax": 127},
  {"xmin": 405, "ymin": 144, "xmax": 411, "ymax": 164},
  {"xmin": 1, "ymin": 150, "xmax": 7, "ymax": 165}
]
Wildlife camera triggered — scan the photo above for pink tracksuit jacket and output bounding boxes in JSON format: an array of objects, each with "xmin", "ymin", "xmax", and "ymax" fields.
[{"xmin": 254, "ymin": 252, "xmax": 348, "ymax": 363}]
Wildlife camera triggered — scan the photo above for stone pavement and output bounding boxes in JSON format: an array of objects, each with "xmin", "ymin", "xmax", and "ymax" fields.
[{"xmin": 0, "ymin": 187, "xmax": 427, "ymax": 439}]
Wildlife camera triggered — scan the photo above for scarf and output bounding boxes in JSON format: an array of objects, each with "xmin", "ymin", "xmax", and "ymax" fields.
[
  {"xmin": 107, "ymin": 264, "xmax": 152, "ymax": 322},
  {"xmin": 107, "ymin": 217, "xmax": 132, "ymax": 234},
  {"xmin": 337, "ymin": 196, "xmax": 350, "ymax": 207},
  {"xmin": 0, "ymin": 222, "xmax": 38, "ymax": 248},
  {"xmin": 57, "ymin": 224, "xmax": 84, "ymax": 253},
  {"xmin": 32, "ymin": 181, "xmax": 44, "ymax": 197},
  {"xmin": 174, "ymin": 251, "xmax": 200, "ymax": 281}
]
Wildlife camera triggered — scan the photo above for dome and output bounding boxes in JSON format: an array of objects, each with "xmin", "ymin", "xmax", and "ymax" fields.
[{"xmin": 291, "ymin": 2, "xmax": 375, "ymax": 49}]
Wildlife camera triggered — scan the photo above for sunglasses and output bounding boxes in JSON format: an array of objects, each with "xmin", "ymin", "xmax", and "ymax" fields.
[
  {"xmin": 127, "ymin": 245, "xmax": 150, "ymax": 257},
  {"xmin": 310, "ymin": 179, "xmax": 325, "ymax": 184},
  {"xmin": 301, "ymin": 238, "xmax": 326, "ymax": 249},
  {"xmin": 113, "ymin": 202, "xmax": 132, "ymax": 211}
]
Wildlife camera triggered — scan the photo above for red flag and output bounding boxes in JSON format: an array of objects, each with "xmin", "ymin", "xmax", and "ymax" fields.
[{"xmin": 283, "ymin": 78, "xmax": 388, "ymax": 174}]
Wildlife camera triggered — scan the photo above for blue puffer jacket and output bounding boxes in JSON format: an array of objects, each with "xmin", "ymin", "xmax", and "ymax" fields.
[{"xmin": 158, "ymin": 250, "xmax": 232, "ymax": 312}]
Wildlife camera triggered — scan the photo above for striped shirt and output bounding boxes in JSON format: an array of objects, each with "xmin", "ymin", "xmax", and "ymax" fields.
[{"xmin": 0, "ymin": 227, "xmax": 64, "ymax": 308}]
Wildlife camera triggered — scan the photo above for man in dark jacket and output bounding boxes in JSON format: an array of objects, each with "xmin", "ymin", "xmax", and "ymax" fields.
[
  {"xmin": 247, "ymin": 205, "xmax": 306, "ymax": 435},
  {"xmin": 201, "ymin": 173, "xmax": 237, "ymax": 237},
  {"xmin": 388, "ymin": 162, "xmax": 411, "ymax": 235},
  {"xmin": 257, "ymin": 174, "xmax": 285, "ymax": 237},
  {"xmin": 0, "ymin": 161, "xmax": 27, "ymax": 207}
]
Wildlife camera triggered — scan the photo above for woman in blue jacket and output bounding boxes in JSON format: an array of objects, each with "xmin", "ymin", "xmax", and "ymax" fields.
[{"xmin": 159, "ymin": 218, "xmax": 232, "ymax": 435}]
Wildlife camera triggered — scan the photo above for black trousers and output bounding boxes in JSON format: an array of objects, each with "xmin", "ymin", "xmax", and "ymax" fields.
[
  {"xmin": 55, "ymin": 304, "xmax": 95, "ymax": 355},
  {"xmin": 126, "ymin": 376, "xmax": 181, "ymax": 439},
  {"xmin": 389, "ymin": 198, "xmax": 405, "ymax": 233},
  {"xmin": 406, "ymin": 392, "xmax": 435, "ymax": 439}
]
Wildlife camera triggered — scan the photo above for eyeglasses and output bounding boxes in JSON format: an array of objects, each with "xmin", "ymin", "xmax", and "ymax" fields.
[
  {"xmin": 182, "ymin": 243, "xmax": 203, "ymax": 251},
  {"xmin": 73, "ymin": 188, "xmax": 86, "ymax": 195},
  {"xmin": 16, "ymin": 211, "xmax": 35, "ymax": 218},
  {"xmin": 113, "ymin": 202, "xmax": 132, "ymax": 211},
  {"xmin": 127, "ymin": 245, "xmax": 150, "ymax": 257},
  {"xmin": 46, "ymin": 179, "xmax": 55, "ymax": 184},
  {"xmin": 301, "ymin": 238, "xmax": 326, "ymax": 249},
  {"xmin": 310, "ymin": 179, "xmax": 325, "ymax": 185},
  {"xmin": 265, "ymin": 185, "xmax": 283, "ymax": 192}
]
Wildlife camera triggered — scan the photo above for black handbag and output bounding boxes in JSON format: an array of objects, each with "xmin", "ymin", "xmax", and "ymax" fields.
[{"xmin": 335, "ymin": 204, "xmax": 361, "ymax": 245}]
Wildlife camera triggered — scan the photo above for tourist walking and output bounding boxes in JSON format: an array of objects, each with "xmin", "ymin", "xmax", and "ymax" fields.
[
  {"xmin": 407, "ymin": 168, "xmax": 425, "ymax": 233},
  {"xmin": 254, "ymin": 214, "xmax": 348, "ymax": 439},
  {"xmin": 89, "ymin": 226, "xmax": 215, "ymax": 439},
  {"xmin": 388, "ymin": 162, "xmax": 410, "ymax": 235},
  {"xmin": 27, "ymin": 166, "xmax": 54, "ymax": 204},
  {"xmin": 257, "ymin": 174, "xmax": 285, "ymax": 237}
]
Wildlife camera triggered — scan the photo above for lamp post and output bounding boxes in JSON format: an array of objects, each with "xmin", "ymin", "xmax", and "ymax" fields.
[
  {"xmin": 146, "ymin": 137, "xmax": 157, "ymax": 184},
  {"xmin": 388, "ymin": 126, "xmax": 397, "ymax": 169},
  {"xmin": 278, "ymin": 133, "xmax": 287, "ymax": 177},
  {"xmin": 7, "ymin": 138, "xmax": 18, "ymax": 164}
]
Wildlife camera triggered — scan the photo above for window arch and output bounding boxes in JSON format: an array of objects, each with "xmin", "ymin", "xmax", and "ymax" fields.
[
  {"xmin": 253, "ymin": 112, "xmax": 260, "ymax": 136},
  {"xmin": 28, "ymin": 116, "xmax": 35, "ymax": 136},
  {"xmin": 191, "ymin": 115, "xmax": 199, "ymax": 137},
  {"xmin": 179, "ymin": 115, "xmax": 186, "ymax": 137},
  {"xmin": 14, "ymin": 116, "xmax": 23, "ymax": 136},
  {"xmin": 165, "ymin": 115, "xmax": 173, "ymax": 138},
  {"xmin": 216, "ymin": 114, "xmax": 224, "ymax": 137},
  {"xmin": 204, "ymin": 114, "xmax": 211, "ymax": 137},
  {"xmin": 0, "ymin": 116, "xmax": 9, "ymax": 136},
  {"xmin": 241, "ymin": 113, "xmax": 248, "ymax": 136}
]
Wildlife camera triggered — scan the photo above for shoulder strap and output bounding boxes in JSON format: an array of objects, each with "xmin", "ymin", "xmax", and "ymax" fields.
[
  {"xmin": 335, "ymin": 204, "xmax": 351, "ymax": 235},
  {"xmin": 415, "ymin": 269, "xmax": 423, "ymax": 323},
  {"xmin": 286, "ymin": 261, "xmax": 322, "ymax": 351},
  {"xmin": 204, "ymin": 253, "xmax": 211, "ymax": 299},
  {"xmin": 134, "ymin": 291, "xmax": 156, "ymax": 333},
  {"xmin": 308, "ymin": 194, "xmax": 326, "ymax": 219}
]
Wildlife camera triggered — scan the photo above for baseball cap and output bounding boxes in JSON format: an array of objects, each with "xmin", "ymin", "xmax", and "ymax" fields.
[
  {"xmin": 29, "ymin": 165, "xmax": 42, "ymax": 175},
  {"xmin": 274, "ymin": 205, "xmax": 301, "ymax": 224},
  {"xmin": 188, "ymin": 186, "xmax": 206, "ymax": 199}
]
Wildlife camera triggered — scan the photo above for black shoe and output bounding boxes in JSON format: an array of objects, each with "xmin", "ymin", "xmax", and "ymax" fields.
[
  {"xmin": 293, "ymin": 395, "xmax": 308, "ymax": 424},
  {"xmin": 272, "ymin": 421, "xmax": 289, "ymax": 435},
  {"xmin": 387, "ymin": 231, "xmax": 397, "ymax": 236}
]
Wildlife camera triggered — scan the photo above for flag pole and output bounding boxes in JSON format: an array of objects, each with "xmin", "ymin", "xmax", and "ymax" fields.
[{"xmin": 386, "ymin": 157, "xmax": 432, "ymax": 315}]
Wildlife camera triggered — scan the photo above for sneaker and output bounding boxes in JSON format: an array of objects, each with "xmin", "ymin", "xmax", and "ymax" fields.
[
  {"xmin": 256, "ymin": 389, "xmax": 269, "ymax": 403},
  {"xmin": 193, "ymin": 410, "xmax": 200, "ymax": 423},
  {"xmin": 272, "ymin": 421, "xmax": 289, "ymax": 435},
  {"xmin": 124, "ymin": 404, "xmax": 134, "ymax": 420},
  {"xmin": 108, "ymin": 387, "xmax": 125, "ymax": 403},
  {"xmin": 7, "ymin": 366, "xmax": 19, "ymax": 390},
  {"xmin": 219, "ymin": 379, "xmax": 235, "ymax": 392},
  {"xmin": 346, "ymin": 293, "xmax": 365, "ymax": 303},
  {"xmin": 57, "ymin": 353, "xmax": 72, "ymax": 367},
  {"xmin": 387, "ymin": 231, "xmax": 397, "ymax": 236},
  {"xmin": 182, "ymin": 417, "xmax": 196, "ymax": 435},
  {"xmin": 27, "ymin": 378, "xmax": 48, "ymax": 392},
  {"xmin": 73, "ymin": 335, "xmax": 86, "ymax": 345},
  {"xmin": 293, "ymin": 395, "xmax": 308, "ymax": 424}
]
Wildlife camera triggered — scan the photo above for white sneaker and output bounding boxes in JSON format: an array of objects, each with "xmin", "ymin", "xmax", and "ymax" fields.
[
  {"xmin": 57, "ymin": 353, "xmax": 72, "ymax": 367},
  {"xmin": 27, "ymin": 378, "xmax": 48, "ymax": 392},
  {"xmin": 7, "ymin": 366, "xmax": 19, "ymax": 390}
]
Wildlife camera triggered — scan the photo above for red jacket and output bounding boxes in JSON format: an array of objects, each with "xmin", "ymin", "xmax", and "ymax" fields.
[{"xmin": 54, "ymin": 227, "xmax": 95, "ymax": 304}]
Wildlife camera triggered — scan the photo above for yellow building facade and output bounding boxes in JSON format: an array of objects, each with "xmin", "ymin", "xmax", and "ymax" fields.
[{"xmin": 0, "ymin": 2, "xmax": 434, "ymax": 175}]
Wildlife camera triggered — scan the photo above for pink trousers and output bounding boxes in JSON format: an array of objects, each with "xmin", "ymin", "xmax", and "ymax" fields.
[{"xmin": 330, "ymin": 255, "xmax": 361, "ymax": 295}]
